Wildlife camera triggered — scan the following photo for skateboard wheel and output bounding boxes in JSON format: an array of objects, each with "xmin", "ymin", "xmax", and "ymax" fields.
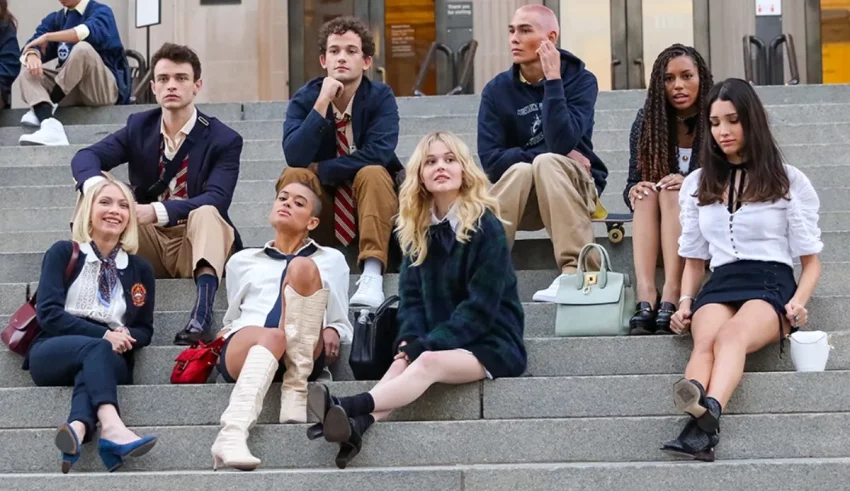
[{"xmin": 609, "ymin": 227, "xmax": 624, "ymax": 244}]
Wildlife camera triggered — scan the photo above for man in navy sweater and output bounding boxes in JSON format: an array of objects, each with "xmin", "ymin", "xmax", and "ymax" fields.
[
  {"xmin": 478, "ymin": 5, "xmax": 608, "ymax": 303},
  {"xmin": 278, "ymin": 16, "xmax": 401, "ymax": 313},
  {"xmin": 72, "ymin": 43, "xmax": 242, "ymax": 346},
  {"xmin": 17, "ymin": 0, "xmax": 130, "ymax": 146}
]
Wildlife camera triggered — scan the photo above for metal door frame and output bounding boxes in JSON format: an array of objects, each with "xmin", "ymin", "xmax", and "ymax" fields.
[
  {"xmin": 287, "ymin": 0, "xmax": 386, "ymax": 90},
  {"xmin": 803, "ymin": 0, "xmax": 822, "ymax": 84},
  {"xmin": 610, "ymin": 0, "xmax": 644, "ymax": 90}
]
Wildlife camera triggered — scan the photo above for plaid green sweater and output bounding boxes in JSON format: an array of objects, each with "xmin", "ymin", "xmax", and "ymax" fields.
[{"xmin": 394, "ymin": 209, "xmax": 526, "ymax": 378}]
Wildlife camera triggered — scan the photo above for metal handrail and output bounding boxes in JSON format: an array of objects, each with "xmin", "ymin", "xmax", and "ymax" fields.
[
  {"xmin": 413, "ymin": 42, "xmax": 453, "ymax": 96},
  {"xmin": 447, "ymin": 39, "xmax": 478, "ymax": 95},
  {"xmin": 743, "ymin": 35, "xmax": 767, "ymax": 85},
  {"xmin": 769, "ymin": 34, "xmax": 800, "ymax": 85}
]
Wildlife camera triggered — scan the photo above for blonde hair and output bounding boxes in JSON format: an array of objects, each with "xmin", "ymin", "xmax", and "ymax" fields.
[
  {"xmin": 71, "ymin": 175, "xmax": 140, "ymax": 254},
  {"xmin": 396, "ymin": 131, "xmax": 503, "ymax": 266}
]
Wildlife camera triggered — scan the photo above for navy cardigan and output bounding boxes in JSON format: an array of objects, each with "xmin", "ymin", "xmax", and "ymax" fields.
[
  {"xmin": 0, "ymin": 21, "xmax": 20, "ymax": 108},
  {"xmin": 70, "ymin": 108, "xmax": 244, "ymax": 249},
  {"xmin": 27, "ymin": 1, "xmax": 131, "ymax": 104},
  {"xmin": 25, "ymin": 241, "xmax": 156, "ymax": 377},
  {"xmin": 393, "ymin": 210, "xmax": 527, "ymax": 379},
  {"xmin": 283, "ymin": 76, "xmax": 403, "ymax": 186}
]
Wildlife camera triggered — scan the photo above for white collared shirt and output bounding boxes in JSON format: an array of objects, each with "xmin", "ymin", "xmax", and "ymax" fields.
[
  {"xmin": 64, "ymin": 241, "xmax": 128, "ymax": 329},
  {"xmin": 430, "ymin": 202, "xmax": 460, "ymax": 232},
  {"xmin": 221, "ymin": 239, "xmax": 353, "ymax": 342},
  {"xmin": 20, "ymin": 0, "xmax": 92, "ymax": 64},
  {"xmin": 678, "ymin": 165, "xmax": 824, "ymax": 270}
]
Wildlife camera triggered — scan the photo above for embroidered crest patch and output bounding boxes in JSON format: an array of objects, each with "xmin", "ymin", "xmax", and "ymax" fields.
[{"xmin": 131, "ymin": 283, "xmax": 147, "ymax": 307}]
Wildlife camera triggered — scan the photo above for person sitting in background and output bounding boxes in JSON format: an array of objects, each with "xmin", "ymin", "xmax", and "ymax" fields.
[
  {"xmin": 280, "ymin": 16, "xmax": 401, "ymax": 309},
  {"xmin": 211, "ymin": 180, "xmax": 352, "ymax": 472},
  {"xmin": 479, "ymin": 4, "xmax": 608, "ymax": 303},
  {"xmin": 26, "ymin": 175, "xmax": 157, "ymax": 473},
  {"xmin": 17, "ymin": 0, "xmax": 131, "ymax": 145},
  {"xmin": 663, "ymin": 78, "xmax": 823, "ymax": 461},
  {"xmin": 71, "ymin": 43, "xmax": 243, "ymax": 346},
  {"xmin": 307, "ymin": 132, "xmax": 527, "ymax": 469},
  {"xmin": 0, "ymin": 0, "xmax": 21, "ymax": 109},
  {"xmin": 624, "ymin": 44, "xmax": 713, "ymax": 335}
]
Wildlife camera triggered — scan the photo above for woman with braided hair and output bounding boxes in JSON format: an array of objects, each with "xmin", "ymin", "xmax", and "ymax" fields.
[{"xmin": 624, "ymin": 44, "xmax": 713, "ymax": 335}]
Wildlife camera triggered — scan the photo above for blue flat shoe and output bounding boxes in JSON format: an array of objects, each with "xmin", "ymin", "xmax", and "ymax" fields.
[
  {"xmin": 55, "ymin": 423, "xmax": 82, "ymax": 474},
  {"xmin": 97, "ymin": 435, "xmax": 158, "ymax": 472}
]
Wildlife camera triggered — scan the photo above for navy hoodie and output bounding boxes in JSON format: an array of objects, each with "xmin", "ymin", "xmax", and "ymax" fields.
[
  {"xmin": 477, "ymin": 49, "xmax": 608, "ymax": 195},
  {"xmin": 0, "ymin": 21, "xmax": 20, "ymax": 108}
]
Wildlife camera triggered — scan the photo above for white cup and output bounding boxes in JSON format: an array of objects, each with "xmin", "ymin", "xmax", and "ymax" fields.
[{"xmin": 790, "ymin": 330, "xmax": 831, "ymax": 372}]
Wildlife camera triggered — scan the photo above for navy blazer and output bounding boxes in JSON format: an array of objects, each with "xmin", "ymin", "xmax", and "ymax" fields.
[
  {"xmin": 70, "ymin": 108, "xmax": 244, "ymax": 249},
  {"xmin": 26, "ymin": 241, "xmax": 156, "ymax": 377},
  {"xmin": 283, "ymin": 76, "xmax": 403, "ymax": 186}
]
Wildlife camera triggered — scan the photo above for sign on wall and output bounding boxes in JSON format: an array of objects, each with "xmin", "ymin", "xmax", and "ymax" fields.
[
  {"xmin": 136, "ymin": 0, "xmax": 162, "ymax": 28},
  {"xmin": 755, "ymin": 0, "xmax": 782, "ymax": 17}
]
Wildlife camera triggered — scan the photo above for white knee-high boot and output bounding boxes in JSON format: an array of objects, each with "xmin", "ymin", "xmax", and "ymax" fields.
[
  {"xmin": 280, "ymin": 285, "xmax": 329, "ymax": 423},
  {"xmin": 211, "ymin": 345, "xmax": 278, "ymax": 471}
]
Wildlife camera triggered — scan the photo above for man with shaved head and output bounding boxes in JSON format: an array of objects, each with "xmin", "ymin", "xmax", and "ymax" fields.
[{"xmin": 478, "ymin": 4, "xmax": 608, "ymax": 303}]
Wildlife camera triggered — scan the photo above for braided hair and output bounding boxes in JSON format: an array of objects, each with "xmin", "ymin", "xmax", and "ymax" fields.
[{"xmin": 637, "ymin": 44, "xmax": 713, "ymax": 183}]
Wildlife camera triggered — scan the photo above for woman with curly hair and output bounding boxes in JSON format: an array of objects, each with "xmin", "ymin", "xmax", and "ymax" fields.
[
  {"xmin": 306, "ymin": 131, "xmax": 527, "ymax": 469},
  {"xmin": 624, "ymin": 44, "xmax": 713, "ymax": 335}
]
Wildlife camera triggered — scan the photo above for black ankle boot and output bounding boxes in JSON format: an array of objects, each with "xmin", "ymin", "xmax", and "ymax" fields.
[
  {"xmin": 673, "ymin": 379, "xmax": 722, "ymax": 433},
  {"xmin": 305, "ymin": 384, "xmax": 333, "ymax": 440},
  {"xmin": 324, "ymin": 406, "xmax": 371, "ymax": 469},
  {"xmin": 654, "ymin": 302, "xmax": 677, "ymax": 334},
  {"xmin": 661, "ymin": 418, "xmax": 720, "ymax": 462},
  {"xmin": 629, "ymin": 293, "xmax": 660, "ymax": 335}
]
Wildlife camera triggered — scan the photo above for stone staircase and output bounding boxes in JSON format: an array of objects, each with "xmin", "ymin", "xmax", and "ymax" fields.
[{"xmin": 0, "ymin": 84, "xmax": 849, "ymax": 489}]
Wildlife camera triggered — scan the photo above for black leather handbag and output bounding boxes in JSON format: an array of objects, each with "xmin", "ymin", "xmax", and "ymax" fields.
[{"xmin": 349, "ymin": 295, "xmax": 400, "ymax": 380}]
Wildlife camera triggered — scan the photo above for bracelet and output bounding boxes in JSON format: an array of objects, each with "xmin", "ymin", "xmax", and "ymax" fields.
[{"xmin": 678, "ymin": 295, "xmax": 695, "ymax": 304}]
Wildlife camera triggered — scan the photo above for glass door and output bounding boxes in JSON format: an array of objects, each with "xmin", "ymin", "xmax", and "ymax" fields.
[{"xmin": 288, "ymin": 0, "xmax": 437, "ymax": 96}]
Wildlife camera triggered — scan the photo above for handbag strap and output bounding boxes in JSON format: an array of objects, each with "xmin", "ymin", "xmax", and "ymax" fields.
[
  {"xmin": 63, "ymin": 241, "xmax": 80, "ymax": 283},
  {"xmin": 576, "ymin": 243, "xmax": 612, "ymax": 274},
  {"xmin": 373, "ymin": 295, "xmax": 400, "ymax": 318}
]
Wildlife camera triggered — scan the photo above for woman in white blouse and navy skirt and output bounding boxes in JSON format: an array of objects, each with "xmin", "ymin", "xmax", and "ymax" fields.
[
  {"xmin": 664, "ymin": 78, "xmax": 823, "ymax": 461},
  {"xmin": 26, "ymin": 176, "xmax": 157, "ymax": 473}
]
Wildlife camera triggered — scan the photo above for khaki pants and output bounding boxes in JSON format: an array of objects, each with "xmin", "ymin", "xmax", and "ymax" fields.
[
  {"xmin": 492, "ymin": 153, "xmax": 599, "ymax": 273},
  {"xmin": 276, "ymin": 166, "xmax": 398, "ymax": 269},
  {"xmin": 19, "ymin": 42, "xmax": 118, "ymax": 108},
  {"xmin": 137, "ymin": 206, "xmax": 235, "ymax": 281}
]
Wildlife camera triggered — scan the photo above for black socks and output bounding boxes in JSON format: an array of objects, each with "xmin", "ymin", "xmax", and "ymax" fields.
[
  {"xmin": 335, "ymin": 393, "xmax": 375, "ymax": 418},
  {"xmin": 189, "ymin": 274, "xmax": 218, "ymax": 332},
  {"xmin": 351, "ymin": 414, "xmax": 375, "ymax": 435},
  {"xmin": 50, "ymin": 85, "xmax": 65, "ymax": 105},
  {"xmin": 33, "ymin": 102, "xmax": 53, "ymax": 123}
]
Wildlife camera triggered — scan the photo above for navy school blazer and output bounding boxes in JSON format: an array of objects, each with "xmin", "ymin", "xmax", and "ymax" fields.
[
  {"xmin": 70, "ymin": 108, "xmax": 244, "ymax": 249},
  {"xmin": 282, "ymin": 76, "xmax": 403, "ymax": 186},
  {"xmin": 26, "ymin": 241, "xmax": 156, "ymax": 377}
]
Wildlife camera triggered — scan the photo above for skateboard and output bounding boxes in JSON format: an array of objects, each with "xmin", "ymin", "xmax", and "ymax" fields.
[{"xmin": 592, "ymin": 213, "xmax": 633, "ymax": 244}]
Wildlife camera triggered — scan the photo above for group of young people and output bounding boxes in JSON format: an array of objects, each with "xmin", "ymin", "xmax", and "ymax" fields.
[{"xmin": 4, "ymin": 0, "xmax": 823, "ymax": 474}]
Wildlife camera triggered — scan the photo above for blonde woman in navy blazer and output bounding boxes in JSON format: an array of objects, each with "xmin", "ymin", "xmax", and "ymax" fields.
[{"xmin": 26, "ymin": 175, "xmax": 157, "ymax": 473}]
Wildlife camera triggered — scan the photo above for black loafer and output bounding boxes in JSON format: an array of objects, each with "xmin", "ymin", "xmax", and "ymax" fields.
[
  {"xmin": 629, "ymin": 301, "xmax": 657, "ymax": 335},
  {"xmin": 655, "ymin": 302, "xmax": 677, "ymax": 334},
  {"xmin": 173, "ymin": 319, "xmax": 210, "ymax": 346}
]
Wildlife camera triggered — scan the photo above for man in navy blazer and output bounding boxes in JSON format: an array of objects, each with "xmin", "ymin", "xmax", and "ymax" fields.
[
  {"xmin": 71, "ymin": 43, "xmax": 242, "ymax": 346},
  {"xmin": 278, "ymin": 16, "xmax": 401, "ymax": 314}
]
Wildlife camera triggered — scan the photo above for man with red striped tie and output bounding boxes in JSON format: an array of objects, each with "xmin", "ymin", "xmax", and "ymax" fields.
[
  {"xmin": 72, "ymin": 43, "xmax": 243, "ymax": 346},
  {"xmin": 280, "ymin": 17, "xmax": 402, "ymax": 350}
]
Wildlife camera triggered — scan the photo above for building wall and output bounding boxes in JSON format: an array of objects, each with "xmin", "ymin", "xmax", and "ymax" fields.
[{"xmin": 472, "ymin": 0, "xmax": 543, "ymax": 93}]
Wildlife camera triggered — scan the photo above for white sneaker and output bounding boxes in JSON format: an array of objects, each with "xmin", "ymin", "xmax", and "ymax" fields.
[
  {"xmin": 19, "ymin": 118, "xmax": 69, "ymax": 146},
  {"xmin": 20, "ymin": 103, "xmax": 57, "ymax": 128},
  {"xmin": 349, "ymin": 273, "xmax": 385, "ymax": 308},
  {"xmin": 532, "ymin": 274, "xmax": 569, "ymax": 303}
]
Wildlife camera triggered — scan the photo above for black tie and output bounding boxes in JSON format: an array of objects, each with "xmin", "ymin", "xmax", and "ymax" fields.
[{"xmin": 262, "ymin": 243, "xmax": 319, "ymax": 327}]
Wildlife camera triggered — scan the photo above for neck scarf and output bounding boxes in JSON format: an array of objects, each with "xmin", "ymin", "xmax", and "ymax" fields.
[{"xmin": 90, "ymin": 242, "xmax": 121, "ymax": 307}]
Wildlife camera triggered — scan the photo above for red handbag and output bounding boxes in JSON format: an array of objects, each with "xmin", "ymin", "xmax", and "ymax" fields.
[
  {"xmin": 171, "ymin": 337, "xmax": 226, "ymax": 384},
  {"xmin": 1, "ymin": 242, "xmax": 80, "ymax": 355}
]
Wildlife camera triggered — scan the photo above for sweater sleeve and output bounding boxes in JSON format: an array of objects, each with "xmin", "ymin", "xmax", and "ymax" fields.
[
  {"xmin": 282, "ymin": 90, "xmax": 332, "ymax": 169},
  {"xmin": 624, "ymin": 109, "xmax": 644, "ymax": 211},
  {"xmin": 126, "ymin": 258, "xmax": 155, "ymax": 348},
  {"xmin": 394, "ymin": 255, "xmax": 429, "ymax": 351},
  {"xmin": 422, "ymin": 216, "xmax": 509, "ymax": 351},
  {"xmin": 477, "ymin": 86, "xmax": 538, "ymax": 182},
  {"xmin": 36, "ymin": 241, "xmax": 108, "ymax": 339},
  {"xmin": 79, "ymin": 4, "xmax": 118, "ymax": 51},
  {"xmin": 27, "ymin": 12, "xmax": 60, "ymax": 62},
  {"xmin": 540, "ymin": 71, "xmax": 598, "ymax": 156},
  {"xmin": 0, "ymin": 25, "xmax": 21, "ymax": 95}
]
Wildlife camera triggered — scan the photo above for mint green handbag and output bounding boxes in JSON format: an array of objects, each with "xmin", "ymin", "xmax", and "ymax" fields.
[{"xmin": 554, "ymin": 243, "xmax": 635, "ymax": 336}]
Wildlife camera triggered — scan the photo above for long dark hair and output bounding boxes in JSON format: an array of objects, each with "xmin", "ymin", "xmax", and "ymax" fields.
[
  {"xmin": 0, "ymin": 0, "xmax": 16, "ymax": 29},
  {"xmin": 697, "ymin": 78, "xmax": 789, "ymax": 206},
  {"xmin": 638, "ymin": 44, "xmax": 713, "ymax": 183}
]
